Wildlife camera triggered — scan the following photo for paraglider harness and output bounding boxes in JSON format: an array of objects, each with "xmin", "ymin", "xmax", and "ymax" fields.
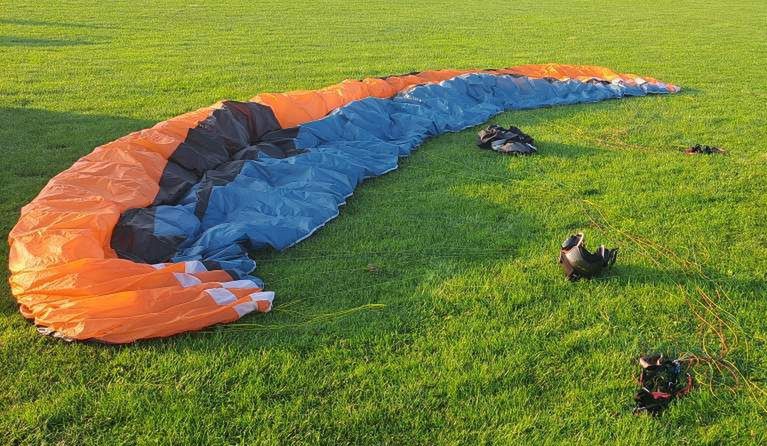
[
  {"xmin": 476, "ymin": 124, "xmax": 537, "ymax": 155},
  {"xmin": 558, "ymin": 233, "xmax": 618, "ymax": 281},
  {"xmin": 633, "ymin": 355, "xmax": 693, "ymax": 416}
]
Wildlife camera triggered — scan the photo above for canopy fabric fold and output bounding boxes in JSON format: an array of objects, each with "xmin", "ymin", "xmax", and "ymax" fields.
[{"xmin": 7, "ymin": 64, "xmax": 679, "ymax": 342}]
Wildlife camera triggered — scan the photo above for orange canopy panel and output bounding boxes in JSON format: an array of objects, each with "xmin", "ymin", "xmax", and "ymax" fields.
[{"xmin": 7, "ymin": 64, "xmax": 679, "ymax": 343}]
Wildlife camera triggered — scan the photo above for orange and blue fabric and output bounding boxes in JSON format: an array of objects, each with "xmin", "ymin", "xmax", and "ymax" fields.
[{"xmin": 7, "ymin": 64, "xmax": 679, "ymax": 343}]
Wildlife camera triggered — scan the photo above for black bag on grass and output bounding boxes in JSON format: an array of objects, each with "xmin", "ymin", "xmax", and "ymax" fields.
[
  {"xmin": 633, "ymin": 355, "xmax": 693, "ymax": 416},
  {"xmin": 476, "ymin": 124, "xmax": 537, "ymax": 155}
]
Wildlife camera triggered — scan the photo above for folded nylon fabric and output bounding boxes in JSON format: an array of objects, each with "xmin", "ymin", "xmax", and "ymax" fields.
[{"xmin": 7, "ymin": 64, "xmax": 680, "ymax": 342}]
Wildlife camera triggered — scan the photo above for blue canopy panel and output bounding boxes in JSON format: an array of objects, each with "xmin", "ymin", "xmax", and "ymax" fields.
[{"xmin": 132, "ymin": 73, "xmax": 672, "ymax": 279}]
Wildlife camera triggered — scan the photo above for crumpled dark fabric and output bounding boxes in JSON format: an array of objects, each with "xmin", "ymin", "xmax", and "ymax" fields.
[
  {"xmin": 685, "ymin": 144, "xmax": 725, "ymax": 155},
  {"xmin": 477, "ymin": 124, "xmax": 537, "ymax": 155},
  {"xmin": 633, "ymin": 354, "xmax": 693, "ymax": 416}
]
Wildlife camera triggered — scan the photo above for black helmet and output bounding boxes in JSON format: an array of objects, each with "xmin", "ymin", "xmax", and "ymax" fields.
[{"xmin": 558, "ymin": 233, "xmax": 617, "ymax": 281}]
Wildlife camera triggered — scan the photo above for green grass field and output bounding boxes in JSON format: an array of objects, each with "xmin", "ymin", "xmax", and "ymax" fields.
[{"xmin": 2, "ymin": 1, "xmax": 766, "ymax": 444}]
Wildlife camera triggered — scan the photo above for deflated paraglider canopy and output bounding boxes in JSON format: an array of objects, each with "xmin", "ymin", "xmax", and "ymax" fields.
[
  {"xmin": 111, "ymin": 73, "xmax": 670, "ymax": 279},
  {"xmin": 7, "ymin": 64, "xmax": 680, "ymax": 342}
]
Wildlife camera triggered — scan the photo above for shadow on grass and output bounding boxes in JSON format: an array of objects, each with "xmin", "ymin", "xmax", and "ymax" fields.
[
  {"xmin": 598, "ymin": 262, "xmax": 766, "ymax": 294},
  {"xmin": 0, "ymin": 35, "xmax": 99, "ymax": 47},
  {"xmin": 0, "ymin": 18, "xmax": 116, "ymax": 30},
  {"xmin": 676, "ymin": 86, "xmax": 702, "ymax": 96}
]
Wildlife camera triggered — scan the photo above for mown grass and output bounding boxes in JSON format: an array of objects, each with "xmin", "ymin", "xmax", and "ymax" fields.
[{"xmin": 1, "ymin": 0, "xmax": 766, "ymax": 444}]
